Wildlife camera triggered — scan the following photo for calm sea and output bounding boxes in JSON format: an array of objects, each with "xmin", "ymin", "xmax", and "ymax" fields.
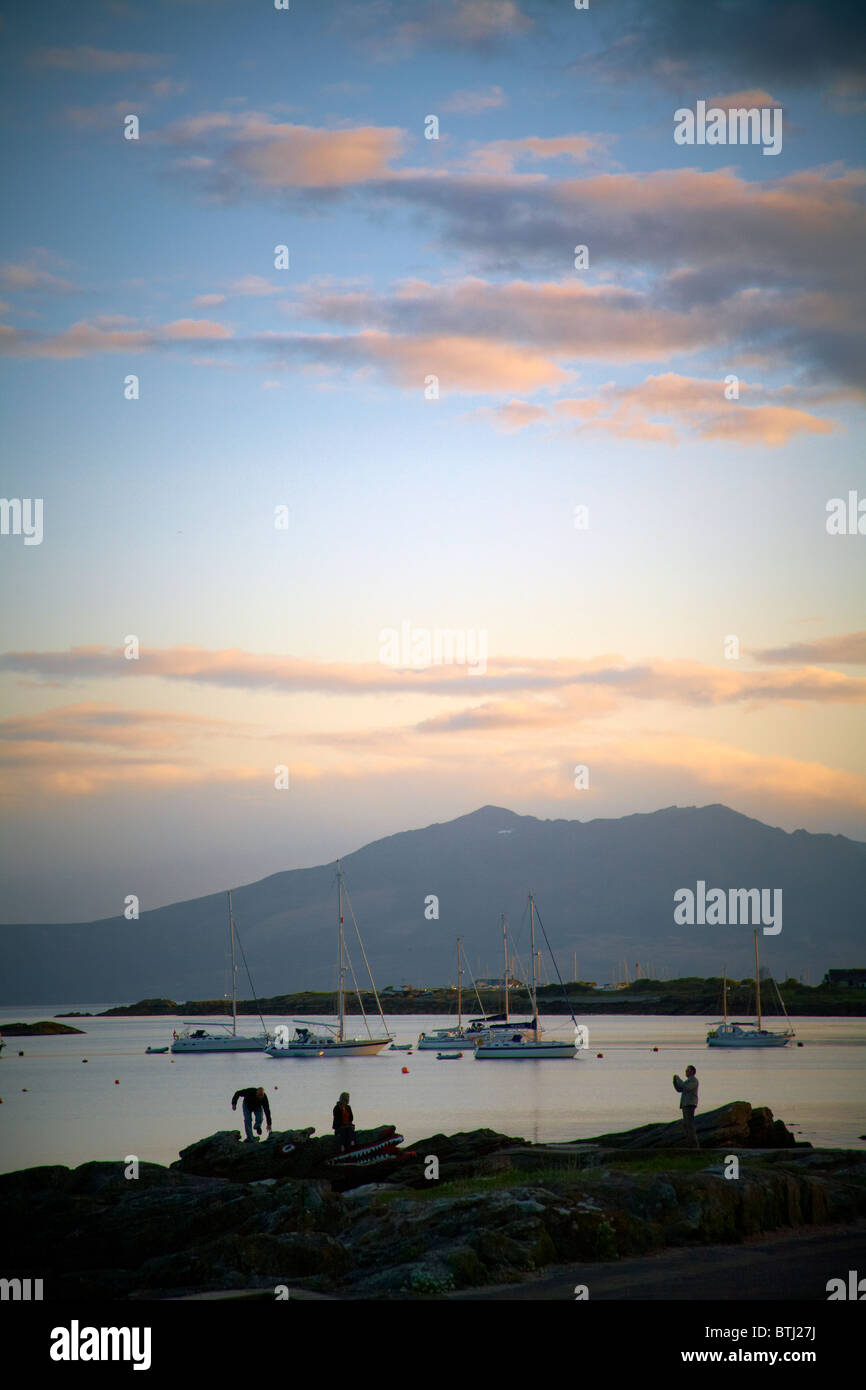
[{"xmin": 1, "ymin": 1006, "xmax": 864, "ymax": 1174}]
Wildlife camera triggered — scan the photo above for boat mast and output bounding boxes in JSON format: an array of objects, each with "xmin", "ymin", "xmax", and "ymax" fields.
[
  {"xmin": 502, "ymin": 913, "xmax": 509, "ymax": 1022},
  {"xmin": 754, "ymin": 930, "xmax": 762, "ymax": 1031},
  {"xmin": 457, "ymin": 936, "xmax": 463, "ymax": 1030},
  {"xmin": 723, "ymin": 965, "xmax": 728, "ymax": 1027},
  {"xmin": 337, "ymin": 860, "xmax": 345, "ymax": 1043},
  {"xmin": 228, "ymin": 890, "xmax": 237, "ymax": 1037},
  {"xmin": 529, "ymin": 894, "xmax": 539, "ymax": 1039}
]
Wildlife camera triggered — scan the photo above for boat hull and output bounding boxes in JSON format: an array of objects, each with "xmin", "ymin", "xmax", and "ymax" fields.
[
  {"xmin": 171, "ymin": 1035, "xmax": 270, "ymax": 1052},
  {"xmin": 416, "ymin": 1032, "xmax": 482, "ymax": 1050},
  {"xmin": 475, "ymin": 1041, "xmax": 576, "ymax": 1059},
  {"xmin": 706, "ymin": 1031, "xmax": 792, "ymax": 1048},
  {"xmin": 266, "ymin": 1038, "xmax": 389, "ymax": 1058}
]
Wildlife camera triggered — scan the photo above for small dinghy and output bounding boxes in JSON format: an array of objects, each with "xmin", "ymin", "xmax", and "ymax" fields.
[
  {"xmin": 145, "ymin": 1046, "xmax": 169, "ymax": 1054},
  {"xmin": 436, "ymin": 1051, "xmax": 464, "ymax": 1060},
  {"xmin": 389, "ymin": 1043, "xmax": 413, "ymax": 1051}
]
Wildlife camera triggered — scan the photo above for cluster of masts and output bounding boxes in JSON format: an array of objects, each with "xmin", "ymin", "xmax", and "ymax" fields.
[{"xmin": 162, "ymin": 863, "xmax": 794, "ymax": 1057}]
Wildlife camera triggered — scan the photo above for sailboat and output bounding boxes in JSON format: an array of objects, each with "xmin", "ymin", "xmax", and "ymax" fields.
[
  {"xmin": 266, "ymin": 861, "xmax": 391, "ymax": 1058},
  {"xmin": 416, "ymin": 938, "xmax": 489, "ymax": 1049},
  {"xmin": 171, "ymin": 892, "xmax": 271, "ymax": 1053},
  {"xmin": 466, "ymin": 913, "xmax": 537, "ymax": 1041},
  {"xmin": 474, "ymin": 896, "xmax": 579, "ymax": 1059},
  {"xmin": 706, "ymin": 932, "xmax": 795, "ymax": 1048}
]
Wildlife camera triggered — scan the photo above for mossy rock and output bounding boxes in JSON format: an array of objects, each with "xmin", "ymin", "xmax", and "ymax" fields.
[
  {"xmin": 445, "ymin": 1245, "xmax": 489, "ymax": 1288},
  {"xmin": 473, "ymin": 1228, "xmax": 534, "ymax": 1270}
]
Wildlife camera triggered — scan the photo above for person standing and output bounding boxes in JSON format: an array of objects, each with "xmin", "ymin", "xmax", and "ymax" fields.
[
  {"xmin": 332, "ymin": 1091, "xmax": 355, "ymax": 1153},
  {"xmin": 673, "ymin": 1065, "xmax": 700, "ymax": 1148},
  {"xmin": 231, "ymin": 1085, "xmax": 272, "ymax": 1143}
]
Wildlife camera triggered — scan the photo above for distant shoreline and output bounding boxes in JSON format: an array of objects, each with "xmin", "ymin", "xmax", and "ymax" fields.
[{"xmin": 50, "ymin": 978, "xmax": 866, "ymax": 1018}]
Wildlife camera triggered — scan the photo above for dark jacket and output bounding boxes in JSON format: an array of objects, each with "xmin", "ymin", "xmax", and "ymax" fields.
[
  {"xmin": 332, "ymin": 1102, "xmax": 353, "ymax": 1131},
  {"xmin": 232, "ymin": 1088, "xmax": 271, "ymax": 1126}
]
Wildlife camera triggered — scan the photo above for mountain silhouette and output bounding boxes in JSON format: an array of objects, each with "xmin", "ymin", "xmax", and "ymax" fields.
[{"xmin": 1, "ymin": 803, "xmax": 864, "ymax": 1003}]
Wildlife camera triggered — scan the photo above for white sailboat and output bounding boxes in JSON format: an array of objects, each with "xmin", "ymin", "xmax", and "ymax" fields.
[
  {"xmin": 416, "ymin": 937, "xmax": 489, "ymax": 1049},
  {"xmin": 464, "ymin": 913, "xmax": 537, "ymax": 1042},
  {"xmin": 266, "ymin": 861, "xmax": 391, "ymax": 1058},
  {"xmin": 171, "ymin": 891, "xmax": 271, "ymax": 1052},
  {"xmin": 474, "ymin": 896, "xmax": 579, "ymax": 1059},
  {"xmin": 706, "ymin": 932, "xmax": 795, "ymax": 1048}
]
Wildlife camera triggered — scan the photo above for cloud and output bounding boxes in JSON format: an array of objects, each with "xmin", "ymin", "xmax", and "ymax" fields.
[
  {"xmin": 600, "ymin": 734, "xmax": 866, "ymax": 815},
  {"xmin": 2, "ymin": 645, "xmax": 864, "ymax": 707},
  {"xmin": 192, "ymin": 293, "xmax": 227, "ymax": 307},
  {"xmin": 0, "ymin": 703, "xmax": 242, "ymax": 749},
  {"xmin": 465, "ymin": 134, "xmax": 612, "ymax": 174},
  {"xmin": 0, "ymin": 742, "xmax": 267, "ymax": 800},
  {"xmin": 708, "ymin": 90, "xmax": 781, "ymax": 110},
  {"xmin": 162, "ymin": 318, "xmax": 233, "ymax": 340},
  {"xmin": 227, "ymin": 276, "xmax": 285, "ymax": 297},
  {"xmin": 160, "ymin": 112, "xmax": 405, "ymax": 190},
  {"xmin": 590, "ymin": 0, "xmax": 866, "ymax": 90},
  {"xmin": 442, "ymin": 86, "xmax": 507, "ymax": 114},
  {"xmin": 0, "ymin": 261, "xmax": 78, "ymax": 294},
  {"xmin": 139, "ymin": 110, "xmax": 864, "ymax": 390},
  {"xmin": 553, "ymin": 374, "xmax": 836, "ymax": 446},
  {"xmin": 752, "ymin": 632, "xmax": 866, "ymax": 666},
  {"xmin": 476, "ymin": 398, "xmax": 550, "ymax": 432},
  {"xmin": 340, "ymin": 0, "xmax": 533, "ymax": 56},
  {"xmin": 30, "ymin": 46, "xmax": 166, "ymax": 72},
  {"xmin": 267, "ymin": 329, "xmax": 568, "ymax": 392},
  {"xmin": 0, "ymin": 316, "xmax": 232, "ymax": 358}
]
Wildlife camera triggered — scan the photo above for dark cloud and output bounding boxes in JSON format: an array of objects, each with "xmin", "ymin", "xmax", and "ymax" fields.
[
  {"xmin": 592, "ymin": 0, "xmax": 866, "ymax": 89},
  {"xmin": 752, "ymin": 632, "xmax": 866, "ymax": 665}
]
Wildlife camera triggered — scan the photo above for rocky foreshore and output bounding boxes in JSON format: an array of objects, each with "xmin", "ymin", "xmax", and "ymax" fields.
[{"xmin": 2, "ymin": 1102, "xmax": 865, "ymax": 1300}]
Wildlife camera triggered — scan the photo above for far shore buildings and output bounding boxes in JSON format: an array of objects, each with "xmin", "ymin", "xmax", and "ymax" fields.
[{"xmin": 823, "ymin": 969, "xmax": 866, "ymax": 989}]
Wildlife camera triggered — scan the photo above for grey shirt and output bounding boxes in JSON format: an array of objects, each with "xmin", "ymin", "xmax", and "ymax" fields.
[{"xmin": 673, "ymin": 1074, "xmax": 698, "ymax": 1110}]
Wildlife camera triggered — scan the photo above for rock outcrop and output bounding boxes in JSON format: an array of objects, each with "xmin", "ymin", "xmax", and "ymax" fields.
[
  {"xmin": 581, "ymin": 1101, "xmax": 803, "ymax": 1150},
  {"xmin": 2, "ymin": 1107, "xmax": 858, "ymax": 1301}
]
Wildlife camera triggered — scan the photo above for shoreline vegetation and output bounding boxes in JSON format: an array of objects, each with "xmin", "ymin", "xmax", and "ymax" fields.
[
  {"xmin": 0, "ymin": 1021, "xmax": 85, "ymax": 1035},
  {"xmin": 71, "ymin": 975, "xmax": 866, "ymax": 1019}
]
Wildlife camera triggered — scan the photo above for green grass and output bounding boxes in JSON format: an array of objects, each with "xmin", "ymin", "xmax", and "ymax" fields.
[{"xmin": 603, "ymin": 1153, "xmax": 715, "ymax": 1175}]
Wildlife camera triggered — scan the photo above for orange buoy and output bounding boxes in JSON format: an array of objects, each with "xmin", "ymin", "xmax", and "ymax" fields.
[
  {"xmin": 401, "ymin": 1066, "xmax": 409, "ymax": 1074},
  {"xmin": 114, "ymin": 1079, "xmax": 120, "ymax": 1085},
  {"xmin": 82, "ymin": 1059, "xmax": 88, "ymax": 1063},
  {"xmin": 596, "ymin": 1052, "xmax": 603, "ymax": 1058},
  {"xmin": 652, "ymin": 1047, "xmax": 659, "ymax": 1052}
]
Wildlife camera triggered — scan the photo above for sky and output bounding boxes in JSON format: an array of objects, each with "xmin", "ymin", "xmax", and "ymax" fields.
[{"xmin": 0, "ymin": 0, "xmax": 864, "ymax": 923}]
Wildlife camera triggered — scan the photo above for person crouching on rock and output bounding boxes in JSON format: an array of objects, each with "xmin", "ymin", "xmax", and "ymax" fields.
[
  {"xmin": 332, "ymin": 1092, "xmax": 355, "ymax": 1153},
  {"xmin": 231, "ymin": 1085, "xmax": 272, "ymax": 1143},
  {"xmin": 673, "ymin": 1066, "xmax": 699, "ymax": 1148}
]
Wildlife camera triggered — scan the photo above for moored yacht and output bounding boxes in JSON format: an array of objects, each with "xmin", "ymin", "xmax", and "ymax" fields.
[
  {"xmin": 706, "ymin": 934, "xmax": 795, "ymax": 1048},
  {"xmin": 474, "ymin": 897, "xmax": 581, "ymax": 1059},
  {"xmin": 171, "ymin": 892, "xmax": 271, "ymax": 1053},
  {"xmin": 266, "ymin": 861, "xmax": 391, "ymax": 1059},
  {"xmin": 416, "ymin": 938, "xmax": 490, "ymax": 1049}
]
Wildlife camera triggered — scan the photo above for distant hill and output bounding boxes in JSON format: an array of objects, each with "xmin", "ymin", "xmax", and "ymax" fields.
[{"xmin": 1, "ymin": 804, "xmax": 864, "ymax": 1004}]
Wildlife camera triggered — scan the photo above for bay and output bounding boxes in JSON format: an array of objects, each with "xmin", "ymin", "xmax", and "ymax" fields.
[{"xmin": 1, "ymin": 1005, "xmax": 864, "ymax": 1174}]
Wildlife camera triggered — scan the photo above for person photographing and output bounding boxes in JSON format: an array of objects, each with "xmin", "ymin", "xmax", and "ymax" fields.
[{"xmin": 673, "ymin": 1065, "xmax": 700, "ymax": 1148}]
